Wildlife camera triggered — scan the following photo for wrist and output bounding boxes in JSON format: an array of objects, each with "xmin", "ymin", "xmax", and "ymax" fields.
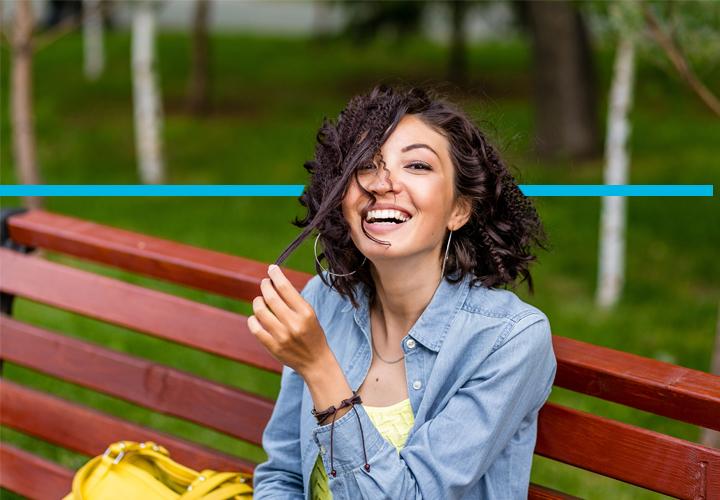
[{"xmin": 300, "ymin": 347, "xmax": 336, "ymax": 384}]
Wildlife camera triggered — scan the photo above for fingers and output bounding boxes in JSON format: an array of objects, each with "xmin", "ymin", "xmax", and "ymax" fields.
[
  {"xmin": 267, "ymin": 265, "xmax": 307, "ymax": 313},
  {"xmin": 259, "ymin": 277, "xmax": 294, "ymax": 323},
  {"xmin": 252, "ymin": 295, "xmax": 285, "ymax": 334},
  {"xmin": 247, "ymin": 314, "xmax": 279, "ymax": 353}
]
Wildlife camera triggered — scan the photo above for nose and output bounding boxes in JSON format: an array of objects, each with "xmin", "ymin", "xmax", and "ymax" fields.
[{"xmin": 365, "ymin": 163, "xmax": 395, "ymax": 194}]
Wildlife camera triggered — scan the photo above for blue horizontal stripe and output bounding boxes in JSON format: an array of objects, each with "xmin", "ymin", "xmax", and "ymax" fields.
[
  {"xmin": 519, "ymin": 184, "xmax": 713, "ymax": 197},
  {"xmin": 0, "ymin": 184, "xmax": 713, "ymax": 197},
  {"xmin": 0, "ymin": 185, "xmax": 305, "ymax": 197}
]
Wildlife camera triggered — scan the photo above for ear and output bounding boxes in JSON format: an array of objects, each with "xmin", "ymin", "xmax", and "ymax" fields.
[{"xmin": 449, "ymin": 196, "xmax": 472, "ymax": 232}]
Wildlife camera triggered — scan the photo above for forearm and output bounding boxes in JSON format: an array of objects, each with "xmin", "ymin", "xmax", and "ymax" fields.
[{"xmin": 301, "ymin": 349, "xmax": 355, "ymax": 421}]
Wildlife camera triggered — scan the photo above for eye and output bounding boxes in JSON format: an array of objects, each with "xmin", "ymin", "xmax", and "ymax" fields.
[
  {"xmin": 406, "ymin": 162, "xmax": 431, "ymax": 171},
  {"xmin": 358, "ymin": 163, "xmax": 376, "ymax": 171}
]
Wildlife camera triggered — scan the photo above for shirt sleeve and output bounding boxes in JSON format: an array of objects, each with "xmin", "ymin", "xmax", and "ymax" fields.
[
  {"xmin": 253, "ymin": 277, "xmax": 320, "ymax": 499},
  {"xmin": 311, "ymin": 311, "xmax": 557, "ymax": 499}
]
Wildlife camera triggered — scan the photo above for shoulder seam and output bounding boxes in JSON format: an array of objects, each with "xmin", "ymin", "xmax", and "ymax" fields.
[{"xmin": 490, "ymin": 310, "xmax": 546, "ymax": 353}]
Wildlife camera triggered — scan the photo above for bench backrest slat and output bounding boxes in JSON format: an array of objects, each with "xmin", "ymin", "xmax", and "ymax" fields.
[
  {"xmin": 536, "ymin": 403, "xmax": 720, "ymax": 498},
  {"xmin": 0, "ymin": 248, "xmax": 282, "ymax": 373},
  {"xmin": 2, "ymin": 316, "xmax": 275, "ymax": 445},
  {"xmin": 0, "ymin": 380, "xmax": 255, "ymax": 473},
  {"xmin": 0, "ymin": 444, "xmax": 74, "ymax": 500},
  {"xmin": 6, "ymin": 209, "xmax": 310, "ymax": 301},
  {"xmin": 554, "ymin": 336, "xmax": 720, "ymax": 432}
]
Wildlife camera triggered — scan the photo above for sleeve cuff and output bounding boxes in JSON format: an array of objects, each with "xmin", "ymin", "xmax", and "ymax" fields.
[{"xmin": 312, "ymin": 403, "xmax": 387, "ymax": 476}]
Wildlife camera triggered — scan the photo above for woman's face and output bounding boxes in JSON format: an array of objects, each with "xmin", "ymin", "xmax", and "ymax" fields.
[{"xmin": 341, "ymin": 114, "xmax": 471, "ymax": 266}]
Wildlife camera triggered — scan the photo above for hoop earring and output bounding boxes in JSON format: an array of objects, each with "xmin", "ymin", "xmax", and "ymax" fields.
[
  {"xmin": 440, "ymin": 229, "xmax": 453, "ymax": 278},
  {"xmin": 314, "ymin": 233, "xmax": 367, "ymax": 277}
]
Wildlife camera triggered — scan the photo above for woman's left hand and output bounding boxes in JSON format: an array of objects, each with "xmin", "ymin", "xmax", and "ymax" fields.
[{"xmin": 248, "ymin": 264, "xmax": 331, "ymax": 376}]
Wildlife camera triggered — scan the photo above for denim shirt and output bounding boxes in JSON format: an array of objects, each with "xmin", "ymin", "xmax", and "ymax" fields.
[{"xmin": 253, "ymin": 270, "xmax": 557, "ymax": 500}]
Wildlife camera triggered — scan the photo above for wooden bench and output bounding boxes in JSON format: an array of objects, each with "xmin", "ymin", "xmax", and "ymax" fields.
[{"xmin": 1, "ymin": 208, "xmax": 718, "ymax": 499}]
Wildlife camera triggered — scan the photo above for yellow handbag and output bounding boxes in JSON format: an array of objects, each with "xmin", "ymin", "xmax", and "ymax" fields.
[{"xmin": 63, "ymin": 441, "xmax": 253, "ymax": 499}]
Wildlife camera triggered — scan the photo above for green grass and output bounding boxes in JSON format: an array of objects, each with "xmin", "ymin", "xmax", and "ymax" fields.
[{"xmin": 1, "ymin": 31, "xmax": 718, "ymax": 500}]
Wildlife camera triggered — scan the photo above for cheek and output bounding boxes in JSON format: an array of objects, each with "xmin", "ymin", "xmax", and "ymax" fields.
[{"xmin": 341, "ymin": 197, "xmax": 357, "ymax": 229}]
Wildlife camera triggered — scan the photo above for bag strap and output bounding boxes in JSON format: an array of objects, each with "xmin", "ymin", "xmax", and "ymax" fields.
[
  {"xmin": 181, "ymin": 471, "xmax": 252, "ymax": 499},
  {"xmin": 199, "ymin": 483, "xmax": 253, "ymax": 500},
  {"xmin": 71, "ymin": 454, "xmax": 104, "ymax": 498}
]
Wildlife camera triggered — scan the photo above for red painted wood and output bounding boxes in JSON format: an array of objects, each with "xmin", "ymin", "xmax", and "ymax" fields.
[
  {"xmin": 0, "ymin": 443, "xmax": 74, "ymax": 500},
  {"xmin": 0, "ymin": 380, "xmax": 256, "ymax": 473},
  {"xmin": 528, "ymin": 483, "xmax": 581, "ymax": 500},
  {"xmin": 553, "ymin": 335, "xmax": 720, "ymax": 432},
  {"xmin": 536, "ymin": 402, "xmax": 720, "ymax": 498},
  {"xmin": 1, "ymin": 317, "xmax": 275, "ymax": 445},
  {"xmin": 0, "ymin": 248, "xmax": 282, "ymax": 373},
  {"xmin": 6, "ymin": 209, "xmax": 311, "ymax": 301}
]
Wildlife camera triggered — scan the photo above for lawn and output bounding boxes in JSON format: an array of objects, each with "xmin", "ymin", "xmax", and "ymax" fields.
[{"xmin": 1, "ymin": 30, "xmax": 718, "ymax": 499}]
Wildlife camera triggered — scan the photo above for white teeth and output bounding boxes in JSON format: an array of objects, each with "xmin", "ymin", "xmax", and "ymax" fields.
[{"xmin": 365, "ymin": 209, "xmax": 410, "ymax": 222}]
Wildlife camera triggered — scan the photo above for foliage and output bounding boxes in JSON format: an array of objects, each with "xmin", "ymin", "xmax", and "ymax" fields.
[{"xmin": 585, "ymin": 0, "xmax": 720, "ymax": 77}]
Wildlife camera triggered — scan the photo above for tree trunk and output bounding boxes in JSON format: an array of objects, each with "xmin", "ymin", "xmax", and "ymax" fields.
[
  {"xmin": 700, "ymin": 303, "xmax": 720, "ymax": 448},
  {"xmin": 448, "ymin": 0, "xmax": 468, "ymax": 86},
  {"xmin": 132, "ymin": 0, "xmax": 165, "ymax": 184},
  {"xmin": 11, "ymin": 0, "xmax": 43, "ymax": 209},
  {"xmin": 596, "ymin": 36, "xmax": 635, "ymax": 309},
  {"xmin": 525, "ymin": 0, "xmax": 600, "ymax": 160},
  {"xmin": 83, "ymin": 0, "xmax": 104, "ymax": 80},
  {"xmin": 187, "ymin": 0, "xmax": 210, "ymax": 115}
]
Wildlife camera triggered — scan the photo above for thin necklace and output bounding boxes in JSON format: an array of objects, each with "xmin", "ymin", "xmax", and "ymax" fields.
[
  {"xmin": 371, "ymin": 331, "xmax": 405, "ymax": 364},
  {"xmin": 370, "ymin": 301, "xmax": 405, "ymax": 364}
]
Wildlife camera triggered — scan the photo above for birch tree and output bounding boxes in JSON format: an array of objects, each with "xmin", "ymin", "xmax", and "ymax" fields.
[
  {"xmin": 83, "ymin": 0, "xmax": 104, "ymax": 80},
  {"xmin": 11, "ymin": 0, "xmax": 44, "ymax": 209},
  {"xmin": 132, "ymin": 0, "xmax": 165, "ymax": 184},
  {"xmin": 596, "ymin": 30, "xmax": 635, "ymax": 309}
]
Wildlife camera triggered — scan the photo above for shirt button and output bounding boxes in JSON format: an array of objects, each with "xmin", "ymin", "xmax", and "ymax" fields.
[
  {"xmin": 412, "ymin": 380, "xmax": 422, "ymax": 390},
  {"xmin": 406, "ymin": 339, "xmax": 416, "ymax": 349}
]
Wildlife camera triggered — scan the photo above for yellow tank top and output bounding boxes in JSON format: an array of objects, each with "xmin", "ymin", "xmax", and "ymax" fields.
[{"xmin": 310, "ymin": 398, "xmax": 415, "ymax": 500}]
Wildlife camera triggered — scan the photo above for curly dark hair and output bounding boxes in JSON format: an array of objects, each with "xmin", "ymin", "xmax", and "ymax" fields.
[{"xmin": 275, "ymin": 84, "xmax": 549, "ymax": 310}]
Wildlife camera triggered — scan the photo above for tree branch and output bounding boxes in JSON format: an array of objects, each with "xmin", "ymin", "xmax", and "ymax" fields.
[{"xmin": 642, "ymin": 4, "xmax": 720, "ymax": 118}]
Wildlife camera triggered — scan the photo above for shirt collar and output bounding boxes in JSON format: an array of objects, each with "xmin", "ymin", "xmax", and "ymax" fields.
[{"xmin": 352, "ymin": 271, "xmax": 473, "ymax": 352}]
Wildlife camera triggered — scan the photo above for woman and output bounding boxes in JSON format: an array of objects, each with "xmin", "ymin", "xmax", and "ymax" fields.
[{"xmin": 249, "ymin": 85, "xmax": 557, "ymax": 499}]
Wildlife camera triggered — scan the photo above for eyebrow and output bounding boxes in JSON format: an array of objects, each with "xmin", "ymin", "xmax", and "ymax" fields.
[{"xmin": 401, "ymin": 143, "xmax": 440, "ymax": 159}]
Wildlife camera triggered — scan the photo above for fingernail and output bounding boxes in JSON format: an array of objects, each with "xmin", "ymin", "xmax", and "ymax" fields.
[{"xmin": 268, "ymin": 264, "xmax": 278, "ymax": 272}]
